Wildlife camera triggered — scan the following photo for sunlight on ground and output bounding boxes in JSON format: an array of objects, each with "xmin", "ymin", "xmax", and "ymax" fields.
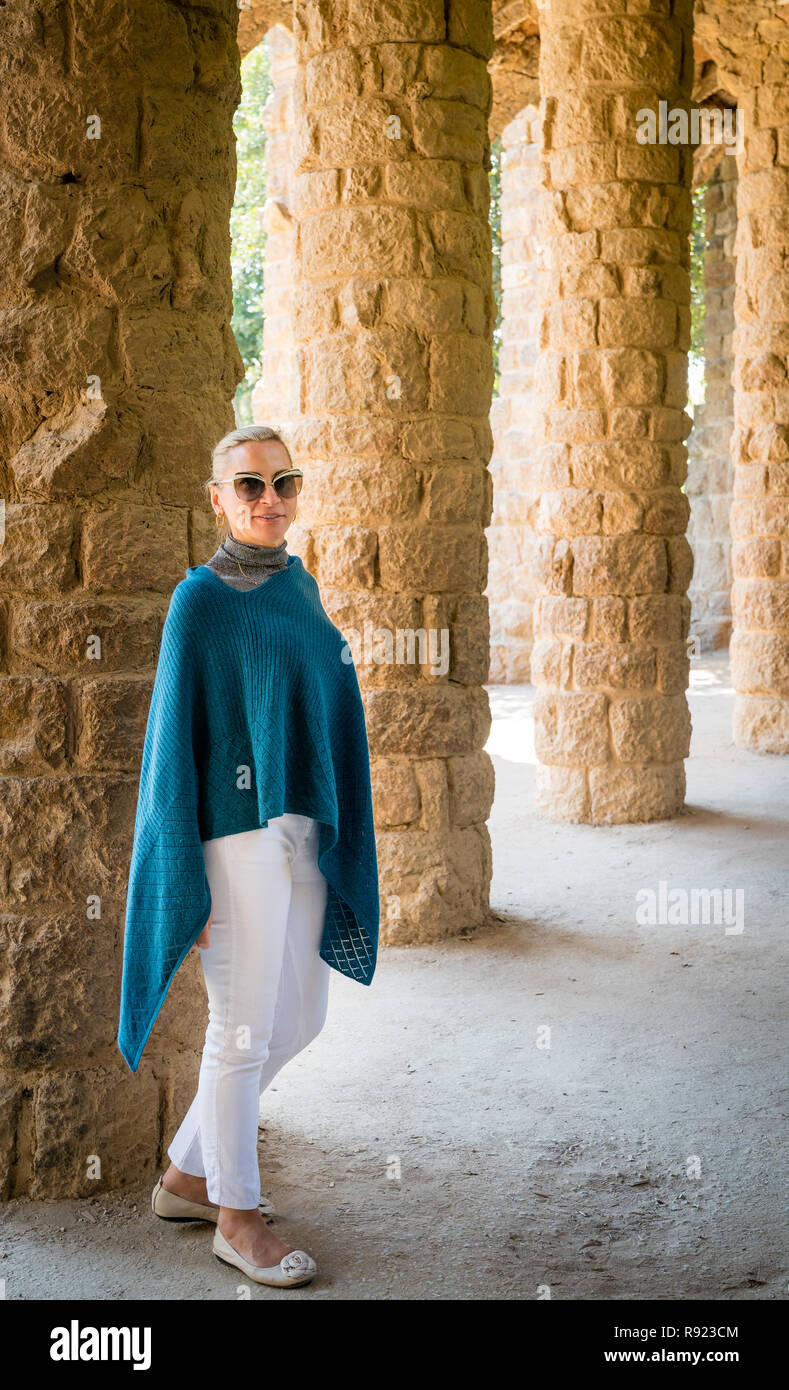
[
  {"xmin": 688, "ymin": 657, "xmax": 733, "ymax": 696},
  {"xmin": 484, "ymin": 684, "xmax": 536, "ymax": 763}
]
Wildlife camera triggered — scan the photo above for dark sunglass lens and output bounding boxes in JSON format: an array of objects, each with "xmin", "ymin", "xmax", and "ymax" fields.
[
  {"xmin": 274, "ymin": 474, "xmax": 302, "ymax": 499},
  {"xmin": 234, "ymin": 477, "xmax": 266, "ymax": 501}
]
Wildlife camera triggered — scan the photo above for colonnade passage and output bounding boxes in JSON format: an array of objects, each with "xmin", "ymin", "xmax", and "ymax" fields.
[{"xmin": 0, "ymin": 0, "xmax": 786, "ymax": 1195}]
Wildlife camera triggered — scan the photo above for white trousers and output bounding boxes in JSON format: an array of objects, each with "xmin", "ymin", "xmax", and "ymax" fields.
[{"xmin": 167, "ymin": 813, "xmax": 330, "ymax": 1208}]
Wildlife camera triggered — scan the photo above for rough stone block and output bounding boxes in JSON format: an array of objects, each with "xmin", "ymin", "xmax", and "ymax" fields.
[
  {"xmin": 0, "ymin": 503, "xmax": 76, "ymax": 594},
  {"xmin": 0, "ymin": 776, "xmax": 137, "ymax": 908},
  {"xmin": 733, "ymin": 693, "xmax": 789, "ymax": 753},
  {"xmin": 77, "ymin": 678, "xmax": 152, "ymax": 770},
  {"xmin": 534, "ymin": 763, "xmax": 589, "ymax": 821},
  {"xmin": 378, "ymin": 524, "xmax": 484, "ymax": 593},
  {"xmin": 609, "ymin": 693, "xmax": 691, "ymax": 761},
  {"xmin": 32, "ymin": 1066, "xmax": 160, "ymax": 1197},
  {"xmin": 597, "ymin": 298, "xmax": 676, "ymax": 349},
  {"xmin": 534, "ymin": 690, "xmax": 610, "ymax": 764},
  {"xmin": 374, "ymin": 825, "xmax": 492, "ymax": 942},
  {"xmin": 731, "ymin": 631, "xmax": 789, "ymax": 697},
  {"xmin": 628, "ymin": 593, "xmax": 684, "ymax": 641},
  {"xmin": 371, "ymin": 758, "xmax": 421, "ymax": 827},
  {"xmin": 314, "ymin": 526, "xmax": 378, "ymax": 589},
  {"xmin": 572, "ymin": 535, "xmax": 667, "ymax": 596},
  {"xmin": 82, "ymin": 505, "xmax": 189, "ymax": 593},
  {"xmin": 0, "ymin": 912, "xmax": 118, "ymax": 1067},
  {"xmin": 588, "ymin": 761, "xmax": 685, "ymax": 824},
  {"xmin": 447, "ymin": 750, "xmax": 495, "ymax": 827},
  {"xmin": 10, "ymin": 600, "xmax": 165, "ymax": 673},
  {"xmin": 364, "ymin": 686, "xmax": 490, "ymax": 757},
  {"xmin": 0, "ymin": 677, "xmax": 68, "ymax": 773},
  {"xmin": 573, "ymin": 642, "xmax": 656, "ymax": 690}
]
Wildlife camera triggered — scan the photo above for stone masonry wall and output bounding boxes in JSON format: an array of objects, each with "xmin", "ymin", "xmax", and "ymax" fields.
[
  {"xmin": 486, "ymin": 105, "xmax": 547, "ymax": 683},
  {"xmin": 0, "ymin": 0, "xmax": 242, "ymax": 1197},
  {"xmin": 532, "ymin": 0, "xmax": 694, "ymax": 823},
  {"xmin": 687, "ymin": 156, "xmax": 736, "ymax": 652},
  {"xmin": 288, "ymin": 0, "xmax": 497, "ymax": 942},
  {"xmin": 730, "ymin": 39, "xmax": 789, "ymax": 753}
]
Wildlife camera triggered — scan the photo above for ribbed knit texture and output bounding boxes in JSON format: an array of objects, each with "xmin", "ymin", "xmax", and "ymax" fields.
[{"xmin": 117, "ymin": 554, "xmax": 379, "ymax": 1074}]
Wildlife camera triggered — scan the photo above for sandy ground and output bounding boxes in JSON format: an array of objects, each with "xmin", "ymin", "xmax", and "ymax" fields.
[{"xmin": 1, "ymin": 653, "xmax": 786, "ymax": 1301}]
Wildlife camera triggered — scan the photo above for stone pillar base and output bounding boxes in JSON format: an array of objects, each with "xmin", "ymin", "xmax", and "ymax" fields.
[
  {"xmin": 535, "ymin": 760, "xmax": 686, "ymax": 826},
  {"xmin": 733, "ymin": 695, "xmax": 789, "ymax": 755}
]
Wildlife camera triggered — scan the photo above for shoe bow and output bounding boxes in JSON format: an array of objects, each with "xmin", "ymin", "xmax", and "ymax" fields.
[{"xmin": 281, "ymin": 1251, "xmax": 312, "ymax": 1273}]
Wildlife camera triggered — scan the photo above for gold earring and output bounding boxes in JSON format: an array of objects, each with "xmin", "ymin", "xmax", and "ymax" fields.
[{"xmin": 215, "ymin": 511, "xmax": 225, "ymax": 529}]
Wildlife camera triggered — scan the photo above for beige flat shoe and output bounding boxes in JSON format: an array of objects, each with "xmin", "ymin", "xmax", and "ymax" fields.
[
  {"xmin": 213, "ymin": 1225, "xmax": 317, "ymax": 1288},
  {"xmin": 151, "ymin": 1175, "xmax": 274, "ymax": 1223}
]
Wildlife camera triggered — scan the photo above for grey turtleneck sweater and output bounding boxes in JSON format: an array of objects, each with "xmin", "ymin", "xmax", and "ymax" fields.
[{"xmin": 204, "ymin": 532, "xmax": 289, "ymax": 591}]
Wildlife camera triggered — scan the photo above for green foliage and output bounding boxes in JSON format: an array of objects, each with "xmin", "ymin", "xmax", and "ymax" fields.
[
  {"xmin": 231, "ymin": 46, "xmax": 272, "ymax": 424},
  {"xmin": 690, "ymin": 182, "xmax": 707, "ymax": 368},
  {"xmin": 489, "ymin": 135, "xmax": 503, "ymax": 397}
]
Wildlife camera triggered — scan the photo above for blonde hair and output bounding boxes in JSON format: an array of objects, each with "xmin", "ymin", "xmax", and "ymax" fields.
[{"xmin": 203, "ymin": 424, "xmax": 294, "ymax": 494}]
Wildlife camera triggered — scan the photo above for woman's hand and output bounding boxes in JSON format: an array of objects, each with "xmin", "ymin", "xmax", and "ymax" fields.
[{"xmin": 195, "ymin": 905, "xmax": 212, "ymax": 950}]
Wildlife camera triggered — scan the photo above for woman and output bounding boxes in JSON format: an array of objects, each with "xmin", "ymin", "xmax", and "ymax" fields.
[{"xmin": 117, "ymin": 424, "xmax": 380, "ymax": 1289}]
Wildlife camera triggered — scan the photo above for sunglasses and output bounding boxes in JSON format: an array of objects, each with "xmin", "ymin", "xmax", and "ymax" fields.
[{"xmin": 216, "ymin": 469, "xmax": 304, "ymax": 502}]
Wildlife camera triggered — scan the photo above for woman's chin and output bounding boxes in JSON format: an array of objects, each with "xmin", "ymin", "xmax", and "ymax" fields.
[{"xmin": 239, "ymin": 521, "xmax": 288, "ymax": 546}]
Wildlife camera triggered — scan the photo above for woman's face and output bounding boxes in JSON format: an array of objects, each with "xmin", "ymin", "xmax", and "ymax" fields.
[{"xmin": 209, "ymin": 440, "xmax": 298, "ymax": 547}]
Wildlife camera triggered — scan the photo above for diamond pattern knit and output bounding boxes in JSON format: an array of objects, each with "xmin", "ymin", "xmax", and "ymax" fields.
[{"xmin": 117, "ymin": 555, "xmax": 379, "ymax": 1073}]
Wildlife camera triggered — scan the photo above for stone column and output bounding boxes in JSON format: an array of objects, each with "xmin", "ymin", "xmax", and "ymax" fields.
[
  {"xmin": 730, "ymin": 68, "xmax": 789, "ymax": 753},
  {"xmin": 487, "ymin": 105, "xmax": 547, "ymax": 683},
  {"xmin": 289, "ymin": 1, "xmax": 496, "ymax": 940},
  {"xmin": 687, "ymin": 157, "xmax": 736, "ymax": 652},
  {"xmin": 251, "ymin": 25, "xmax": 300, "ymax": 426},
  {"xmin": 533, "ymin": 0, "xmax": 694, "ymax": 823},
  {"xmin": 0, "ymin": 1, "xmax": 241, "ymax": 1197}
]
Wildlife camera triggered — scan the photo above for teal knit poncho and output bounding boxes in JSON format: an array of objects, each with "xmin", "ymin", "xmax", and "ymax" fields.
[{"xmin": 117, "ymin": 555, "xmax": 379, "ymax": 1073}]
